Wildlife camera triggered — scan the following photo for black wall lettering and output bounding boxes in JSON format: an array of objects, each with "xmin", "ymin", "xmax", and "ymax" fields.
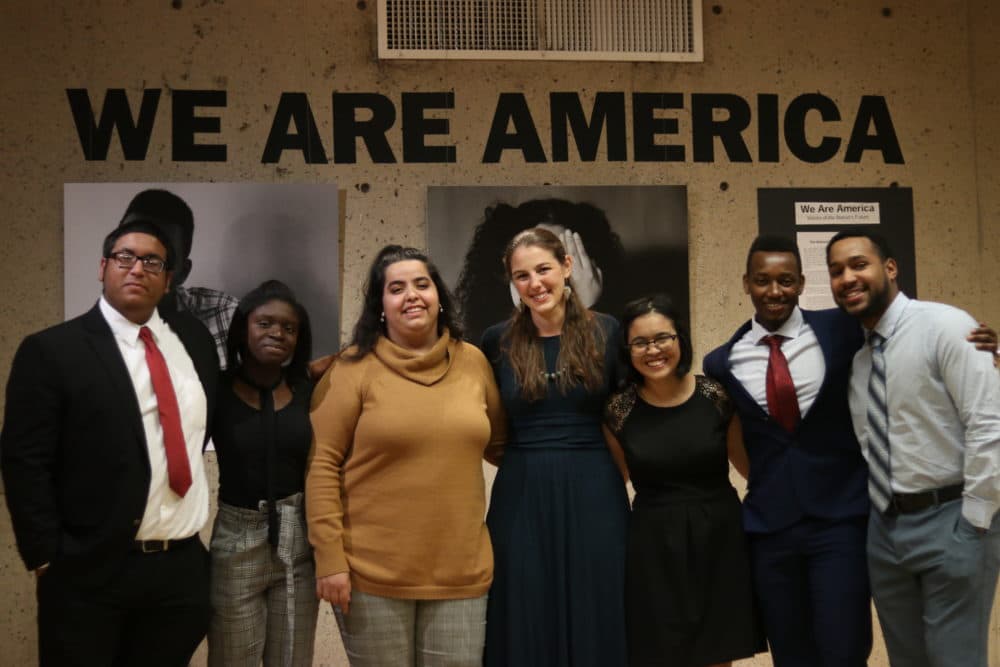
[
  {"xmin": 632, "ymin": 93, "xmax": 685, "ymax": 162},
  {"xmin": 66, "ymin": 88, "xmax": 161, "ymax": 161},
  {"xmin": 757, "ymin": 94, "xmax": 780, "ymax": 163},
  {"xmin": 481, "ymin": 93, "xmax": 547, "ymax": 163},
  {"xmin": 550, "ymin": 92, "xmax": 626, "ymax": 162},
  {"xmin": 691, "ymin": 93, "xmax": 752, "ymax": 162},
  {"xmin": 261, "ymin": 93, "xmax": 329, "ymax": 164},
  {"xmin": 784, "ymin": 93, "xmax": 841, "ymax": 163},
  {"xmin": 172, "ymin": 89, "xmax": 227, "ymax": 162},
  {"xmin": 845, "ymin": 96, "xmax": 904, "ymax": 164},
  {"xmin": 332, "ymin": 93, "xmax": 397, "ymax": 164},
  {"xmin": 401, "ymin": 92, "xmax": 456, "ymax": 163},
  {"xmin": 64, "ymin": 88, "xmax": 905, "ymax": 166}
]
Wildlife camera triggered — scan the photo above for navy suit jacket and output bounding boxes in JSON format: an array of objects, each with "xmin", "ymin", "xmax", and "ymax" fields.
[
  {"xmin": 0, "ymin": 303, "xmax": 218, "ymax": 584},
  {"xmin": 703, "ymin": 307, "xmax": 869, "ymax": 534}
]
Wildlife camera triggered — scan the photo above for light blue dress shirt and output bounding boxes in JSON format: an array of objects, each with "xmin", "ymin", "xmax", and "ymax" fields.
[{"xmin": 848, "ymin": 293, "xmax": 1000, "ymax": 528}]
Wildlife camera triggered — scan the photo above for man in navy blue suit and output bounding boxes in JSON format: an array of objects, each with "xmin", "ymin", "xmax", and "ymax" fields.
[{"xmin": 703, "ymin": 235, "xmax": 872, "ymax": 666}]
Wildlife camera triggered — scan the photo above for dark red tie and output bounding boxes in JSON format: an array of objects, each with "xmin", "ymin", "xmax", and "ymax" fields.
[
  {"xmin": 139, "ymin": 326, "xmax": 192, "ymax": 497},
  {"xmin": 762, "ymin": 334, "xmax": 800, "ymax": 433}
]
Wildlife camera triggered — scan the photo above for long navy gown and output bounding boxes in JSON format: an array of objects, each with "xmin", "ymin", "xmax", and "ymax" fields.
[{"xmin": 482, "ymin": 313, "xmax": 629, "ymax": 667}]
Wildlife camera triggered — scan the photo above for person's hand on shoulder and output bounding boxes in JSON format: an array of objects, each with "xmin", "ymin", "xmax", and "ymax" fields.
[
  {"xmin": 308, "ymin": 354, "xmax": 337, "ymax": 381},
  {"xmin": 966, "ymin": 323, "xmax": 999, "ymax": 367}
]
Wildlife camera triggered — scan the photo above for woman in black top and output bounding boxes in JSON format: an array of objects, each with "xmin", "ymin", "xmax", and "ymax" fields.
[{"xmin": 208, "ymin": 280, "xmax": 318, "ymax": 667}]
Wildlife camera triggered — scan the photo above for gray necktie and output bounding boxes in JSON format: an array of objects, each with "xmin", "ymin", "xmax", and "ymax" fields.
[{"xmin": 866, "ymin": 332, "xmax": 892, "ymax": 511}]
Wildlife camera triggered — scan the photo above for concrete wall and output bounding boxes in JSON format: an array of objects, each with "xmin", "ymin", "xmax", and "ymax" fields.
[{"xmin": 1, "ymin": 1, "xmax": 997, "ymax": 664}]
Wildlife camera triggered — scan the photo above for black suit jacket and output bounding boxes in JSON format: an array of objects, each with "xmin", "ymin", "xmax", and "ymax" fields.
[
  {"xmin": 703, "ymin": 307, "xmax": 870, "ymax": 534},
  {"xmin": 0, "ymin": 302, "xmax": 218, "ymax": 584}
]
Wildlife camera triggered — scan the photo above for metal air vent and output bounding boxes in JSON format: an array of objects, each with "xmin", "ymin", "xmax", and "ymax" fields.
[{"xmin": 378, "ymin": 0, "xmax": 703, "ymax": 61}]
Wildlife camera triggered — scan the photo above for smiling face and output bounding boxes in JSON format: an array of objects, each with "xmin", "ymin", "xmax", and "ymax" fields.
[
  {"xmin": 382, "ymin": 259, "xmax": 440, "ymax": 349},
  {"xmin": 98, "ymin": 231, "xmax": 172, "ymax": 324},
  {"xmin": 743, "ymin": 250, "xmax": 805, "ymax": 332},
  {"xmin": 245, "ymin": 299, "xmax": 299, "ymax": 368},
  {"xmin": 827, "ymin": 236, "xmax": 898, "ymax": 329},
  {"xmin": 509, "ymin": 243, "xmax": 573, "ymax": 322},
  {"xmin": 627, "ymin": 312, "xmax": 682, "ymax": 383}
]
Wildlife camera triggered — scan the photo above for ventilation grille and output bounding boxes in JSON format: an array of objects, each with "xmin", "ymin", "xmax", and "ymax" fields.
[{"xmin": 378, "ymin": 0, "xmax": 703, "ymax": 61}]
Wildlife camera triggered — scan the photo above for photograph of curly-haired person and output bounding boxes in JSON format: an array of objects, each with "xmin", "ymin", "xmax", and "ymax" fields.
[{"xmin": 427, "ymin": 185, "xmax": 688, "ymax": 345}]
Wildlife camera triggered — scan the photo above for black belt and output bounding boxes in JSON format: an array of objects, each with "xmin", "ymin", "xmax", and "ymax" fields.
[
  {"xmin": 132, "ymin": 534, "xmax": 199, "ymax": 553},
  {"xmin": 884, "ymin": 484, "xmax": 963, "ymax": 516}
]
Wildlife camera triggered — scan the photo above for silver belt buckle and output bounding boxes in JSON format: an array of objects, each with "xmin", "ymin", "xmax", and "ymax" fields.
[{"xmin": 142, "ymin": 540, "xmax": 170, "ymax": 553}]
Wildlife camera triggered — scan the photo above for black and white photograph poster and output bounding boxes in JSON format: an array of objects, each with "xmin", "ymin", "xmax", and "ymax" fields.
[
  {"xmin": 427, "ymin": 185, "xmax": 689, "ymax": 345},
  {"xmin": 64, "ymin": 182, "xmax": 341, "ymax": 356}
]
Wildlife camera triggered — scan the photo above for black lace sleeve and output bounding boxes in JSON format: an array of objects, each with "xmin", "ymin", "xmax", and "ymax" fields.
[
  {"xmin": 696, "ymin": 375, "xmax": 733, "ymax": 421},
  {"xmin": 604, "ymin": 384, "xmax": 638, "ymax": 436}
]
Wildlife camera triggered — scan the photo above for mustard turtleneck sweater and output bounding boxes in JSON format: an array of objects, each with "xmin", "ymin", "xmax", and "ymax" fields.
[{"xmin": 306, "ymin": 331, "xmax": 507, "ymax": 599}]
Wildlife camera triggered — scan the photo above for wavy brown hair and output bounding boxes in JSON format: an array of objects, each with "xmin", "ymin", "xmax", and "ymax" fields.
[{"xmin": 501, "ymin": 228, "xmax": 605, "ymax": 401}]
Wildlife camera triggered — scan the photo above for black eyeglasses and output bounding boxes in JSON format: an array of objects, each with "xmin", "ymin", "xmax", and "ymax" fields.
[
  {"xmin": 627, "ymin": 333, "xmax": 679, "ymax": 354},
  {"xmin": 107, "ymin": 250, "xmax": 167, "ymax": 275}
]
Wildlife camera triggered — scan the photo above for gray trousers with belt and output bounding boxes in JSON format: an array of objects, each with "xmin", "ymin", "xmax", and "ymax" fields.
[
  {"xmin": 208, "ymin": 493, "xmax": 319, "ymax": 667},
  {"xmin": 867, "ymin": 499, "xmax": 1000, "ymax": 667}
]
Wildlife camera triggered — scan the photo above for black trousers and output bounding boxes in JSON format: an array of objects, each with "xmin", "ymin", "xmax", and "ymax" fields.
[{"xmin": 37, "ymin": 538, "xmax": 210, "ymax": 667}]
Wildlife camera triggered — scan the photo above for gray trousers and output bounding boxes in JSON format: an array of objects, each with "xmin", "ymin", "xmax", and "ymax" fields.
[
  {"xmin": 334, "ymin": 590, "xmax": 488, "ymax": 667},
  {"xmin": 208, "ymin": 494, "xmax": 319, "ymax": 667},
  {"xmin": 867, "ymin": 499, "xmax": 1000, "ymax": 667}
]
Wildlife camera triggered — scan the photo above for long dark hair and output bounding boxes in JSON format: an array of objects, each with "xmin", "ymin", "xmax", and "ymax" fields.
[
  {"xmin": 455, "ymin": 198, "xmax": 626, "ymax": 343},
  {"xmin": 226, "ymin": 279, "xmax": 313, "ymax": 383},
  {"xmin": 617, "ymin": 293, "xmax": 693, "ymax": 388},
  {"xmin": 501, "ymin": 228, "xmax": 605, "ymax": 401},
  {"xmin": 343, "ymin": 244, "xmax": 462, "ymax": 361}
]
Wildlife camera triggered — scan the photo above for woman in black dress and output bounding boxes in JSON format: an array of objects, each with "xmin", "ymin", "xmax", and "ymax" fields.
[
  {"xmin": 208, "ymin": 280, "xmax": 318, "ymax": 667},
  {"xmin": 604, "ymin": 294, "xmax": 764, "ymax": 667}
]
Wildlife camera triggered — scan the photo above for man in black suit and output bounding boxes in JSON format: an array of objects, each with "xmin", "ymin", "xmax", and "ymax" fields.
[{"xmin": 1, "ymin": 218, "xmax": 218, "ymax": 666}]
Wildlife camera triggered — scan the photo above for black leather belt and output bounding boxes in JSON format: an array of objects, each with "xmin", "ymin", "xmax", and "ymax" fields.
[
  {"xmin": 884, "ymin": 484, "xmax": 963, "ymax": 516},
  {"xmin": 132, "ymin": 535, "xmax": 199, "ymax": 553}
]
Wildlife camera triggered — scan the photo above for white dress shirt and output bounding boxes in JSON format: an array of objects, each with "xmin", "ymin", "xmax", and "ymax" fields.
[
  {"xmin": 848, "ymin": 293, "xmax": 1000, "ymax": 528},
  {"xmin": 99, "ymin": 297, "xmax": 209, "ymax": 539},
  {"xmin": 729, "ymin": 306, "xmax": 827, "ymax": 418}
]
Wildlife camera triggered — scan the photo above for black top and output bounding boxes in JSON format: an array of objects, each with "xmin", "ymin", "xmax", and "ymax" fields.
[
  {"xmin": 606, "ymin": 375, "xmax": 734, "ymax": 505},
  {"xmin": 214, "ymin": 372, "xmax": 314, "ymax": 510}
]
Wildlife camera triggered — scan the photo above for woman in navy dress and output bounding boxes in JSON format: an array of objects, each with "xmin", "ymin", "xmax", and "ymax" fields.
[{"xmin": 482, "ymin": 227, "xmax": 629, "ymax": 667}]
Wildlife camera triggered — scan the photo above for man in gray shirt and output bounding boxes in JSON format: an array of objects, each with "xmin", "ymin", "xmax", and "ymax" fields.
[{"xmin": 826, "ymin": 230, "xmax": 1000, "ymax": 667}]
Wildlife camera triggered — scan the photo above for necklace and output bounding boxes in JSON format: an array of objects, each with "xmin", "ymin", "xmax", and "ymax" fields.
[{"xmin": 540, "ymin": 368, "xmax": 565, "ymax": 382}]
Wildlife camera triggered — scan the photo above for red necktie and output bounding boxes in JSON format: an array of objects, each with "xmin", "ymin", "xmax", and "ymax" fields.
[
  {"xmin": 762, "ymin": 334, "xmax": 800, "ymax": 433},
  {"xmin": 139, "ymin": 326, "xmax": 192, "ymax": 497}
]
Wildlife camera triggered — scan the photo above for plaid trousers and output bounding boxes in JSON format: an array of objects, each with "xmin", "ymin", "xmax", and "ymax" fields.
[{"xmin": 208, "ymin": 493, "xmax": 318, "ymax": 667}]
